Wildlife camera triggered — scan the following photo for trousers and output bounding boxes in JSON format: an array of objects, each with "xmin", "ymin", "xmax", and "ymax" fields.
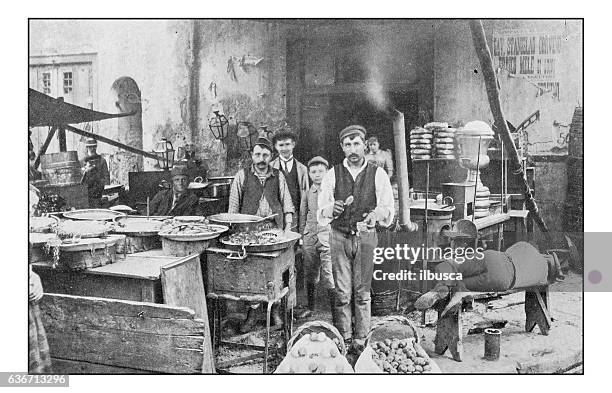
[
  {"xmin": 330, "ymin": 228, "xmax": 377, "ymax": 340},
  {"xmin": 303, "ymin": 230, "xmax": 334, "ymax": 289},
  {"xmin": 434, "ymin": 242, "xmax": 550, "ymax": 292}
]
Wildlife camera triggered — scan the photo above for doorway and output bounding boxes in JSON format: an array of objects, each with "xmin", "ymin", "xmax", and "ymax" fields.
[{"xmin": 324, "ymin": 90, "xmax": 419, "ymax": 167}]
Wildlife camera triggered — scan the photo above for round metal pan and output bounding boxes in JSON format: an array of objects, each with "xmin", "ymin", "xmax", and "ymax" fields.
[
  {"xmin": 63, "ymin": 209, "xmax": 126, "ymax": 221},
  {"xmin": 219, "ymin": 230, "xmax": 301, "ymax": 253},
  {"xmin": 208, "ymin": 213, "xmax": 276, "ymax": 234}
]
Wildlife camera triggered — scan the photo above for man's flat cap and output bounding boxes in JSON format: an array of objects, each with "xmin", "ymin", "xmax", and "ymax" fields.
[
  {"xmin": 253, "ymin": 137, "xmax": 273, "ymax": 152},
  {"xmin": 171, "ymin": 165, "xmax": 189, "ymax": 178},
  {"xmin": 307, "ymin": 156, "xmax": 329, "ymax": 168},
  {"xmin": 339, "ymin": 125, "xmax": 366, "ymax": 141}
]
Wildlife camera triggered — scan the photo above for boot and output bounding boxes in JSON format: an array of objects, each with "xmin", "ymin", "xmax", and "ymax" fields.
[
  {"xmin": 414, "ymin": 284, "xmax": 450, "ymax": 310},
  {"xmin": 441, "ymin": 290, "xmax": 474, "ymax": 317},
  {"xmin": 296, "ymin": 283, "xmax": 316, "ymax": 319},
  {"xmin": 271, "ymin": 304, "xmax": 283, "ymax": 327},
  {"xmin": 239, "ymin": 306, "xmax": 259, "ymax": 334}
]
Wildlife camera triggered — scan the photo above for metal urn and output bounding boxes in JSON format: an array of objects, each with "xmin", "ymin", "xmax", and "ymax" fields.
[{"xmin": 456, "ymin": 120, "xmax": 494, "ymax": 218}]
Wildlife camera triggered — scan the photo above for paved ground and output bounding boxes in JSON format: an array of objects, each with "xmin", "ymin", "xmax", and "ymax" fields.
[{"xmin": 216, "ymin": 272, "xmax": 583, "ymax": 374}]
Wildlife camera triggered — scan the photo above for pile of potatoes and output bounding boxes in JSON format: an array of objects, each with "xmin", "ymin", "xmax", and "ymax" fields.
[
  {"xmin": 370, "ymin": 338, "xmax": 432, "ymax": 374},
  {"xmin": 274, "ymin": 332, "xmax": 354, "ymax": 374}
]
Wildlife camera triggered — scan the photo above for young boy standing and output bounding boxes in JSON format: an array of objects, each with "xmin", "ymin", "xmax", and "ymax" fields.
[{"xmin": 297, "ymin": 156, "xmax": 335, "ymax": 319}]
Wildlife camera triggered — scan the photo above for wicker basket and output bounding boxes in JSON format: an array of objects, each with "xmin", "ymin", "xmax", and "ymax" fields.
[
  {"xmin": 354, "ymin": 315, "xmax": 442, "ymax": 374},
  {"xmin": 365, "ymin": 315, "xmax": 420, "ymax": 346},
  {"xmin": 287, "ymin": 320, "xmax": 347, "ymax": 356}
]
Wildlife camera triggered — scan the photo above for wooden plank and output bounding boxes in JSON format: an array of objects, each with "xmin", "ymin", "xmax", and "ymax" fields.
[
  {"xmin": 161, "ymin": 255, "xmax": 215, "ymax": 373},
  {"xmin": 51, "ymin": 358, "xmax": 152, "ymax": 374},
  {"xmin": 33, "ymin": 265, "xmax": 164, "ymax": 303},
  {"xmin": 88, "ymin": 255, "xmax": 173, "ymax": 280},
  {"xmin": 40, "ymin": 293, "xmax": 206, "ymax": 373},
  {"xmin": 516, "ymin": 350, "xmax": 583, "ymax": 374},
  {"xmin": 474, "ymin": 213, "xmax": 510, "ymax": 230}
]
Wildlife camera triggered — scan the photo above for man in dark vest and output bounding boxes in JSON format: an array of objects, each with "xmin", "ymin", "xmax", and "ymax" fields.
[
  {"xmin": 81, "ymin": 138, "xmax": 110, "ymax": 208},
  {"xmin": 270, "ymin": 130, "xmax": 309, "ymax": 232},
  {"xmin": 318, "ymin": 125, "xmax": 395, "ymax": 351},
  {"xmin": 227, "ymin": 137, "xmax": 295, "ymax": 332},
  {"xmin": 149, "ymin": 164, "xmax": 201, "ymax": 216}
]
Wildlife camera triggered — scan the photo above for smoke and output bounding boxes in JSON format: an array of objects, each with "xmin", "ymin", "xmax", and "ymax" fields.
[{"xmin": 364, "ymin": 36, "xmax": 391, "ymax": 112}]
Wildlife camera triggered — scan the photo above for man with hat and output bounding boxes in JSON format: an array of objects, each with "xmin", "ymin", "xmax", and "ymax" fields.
[
  {"xmin": 81, "ymin": 138, "xmax": 110, "ymax": 208},
  {"xmin": 228, "ymin": 137, "xmax": 295, "ymax": 332},
  {"xmin": 318, "ymin": 125, "xmax": 395, "ymax": 351},
  {"xmin": 296, "ymin": 156, "xmax": 334, "ymax": 319},
  {"xmin": 270, "ymin": 130, "xmax": 309, "ymax": 232},
  {"xmin": 149, "ymin": 164, "xmax": 201, "ymax": 216}
]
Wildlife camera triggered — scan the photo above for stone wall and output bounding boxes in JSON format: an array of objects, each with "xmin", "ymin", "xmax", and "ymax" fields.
[{"xmin": 29, "ymin": 19, "xmax": 288, "ymax": 184}]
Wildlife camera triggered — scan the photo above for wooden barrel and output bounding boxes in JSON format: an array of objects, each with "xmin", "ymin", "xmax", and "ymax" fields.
[{"xmin": 40, "ymin": 151, "xmax": 82, "ymax": 186}]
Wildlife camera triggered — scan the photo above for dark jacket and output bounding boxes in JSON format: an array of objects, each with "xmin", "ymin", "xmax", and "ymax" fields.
[
  {"xmin": 149, "ymin": 189, "xmax": 201, "ymax": 216},
  {"xmin": 81, "ymin": 154, "xmax": 110, "ymax": 207}
]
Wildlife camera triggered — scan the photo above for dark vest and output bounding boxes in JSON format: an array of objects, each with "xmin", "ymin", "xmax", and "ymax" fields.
[
  {"xmin": 240, "ymin": 168, "xmax": 284, "ymax": 228},
  {"xmin": 332, "ymin": 162, "xmax": 378, "ymax": 234},
  {"xmin": 280, "ymin": 159, "xmax": 300, "ymax": 212}
]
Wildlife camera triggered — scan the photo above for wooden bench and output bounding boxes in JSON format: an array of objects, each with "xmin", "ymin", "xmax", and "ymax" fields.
[{"xmin": 433, "ymin": 286, "xmax": 551, "ymax": 362}]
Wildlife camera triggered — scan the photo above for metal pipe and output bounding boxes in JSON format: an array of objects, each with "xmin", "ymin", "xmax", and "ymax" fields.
[
  {"xmin": 484, "ymin": 328, "xmax": 501, "ymax": 360},
  {"xmin": 472, "ymin": 136, "xmax": 481, "ymax": 222},
  {"xmin": 391, "ymin": 109, "xmax": 417, "ymax": 232}
]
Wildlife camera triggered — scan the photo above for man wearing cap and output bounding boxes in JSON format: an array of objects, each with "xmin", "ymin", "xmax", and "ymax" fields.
[
  {"xmin": 81, "ymin": 138, "xmax": 110, "ymax": 208},
  {"xmin": 296, "ymin": 156, "xmax": 334, "ymax": 319},
  {"xmin": 270, "ymin": 130, "xmax": 309, "ymax": 232},
  {"xmin": 318, "ymin": 125, "xmax": 395, "ymax": 350},
  {"xmin": 149, "ymin": 165, "xmax": 200, "ymax": 216},
  {"xmin": 228, "ymin": 137, "xmax": 295, "ymax": 332}
]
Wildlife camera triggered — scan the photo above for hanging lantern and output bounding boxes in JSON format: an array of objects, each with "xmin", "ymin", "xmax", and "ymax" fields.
[
  {"xmin": 237, "ymin": 122, "xmax": 257, "ymax": 152},
  {"xmin": 153, "ymin": 137, "xmax": 175, "ymax": 170},
  {"xmin": 208, "ymin": 110, "xmax": 229, "ymax": 142}
]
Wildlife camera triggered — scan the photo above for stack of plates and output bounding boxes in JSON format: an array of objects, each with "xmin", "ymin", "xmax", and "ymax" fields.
[
  {"xmin": 425, "ymin": 122, "xmax": 456, "ymax": 160},
  {"xmin": 409, "ymin": 127, "xmax": 433, "ymax": 160},
  {"xmin": 474, "ymin": 188, "xmax": 491, "ymax": 218}
]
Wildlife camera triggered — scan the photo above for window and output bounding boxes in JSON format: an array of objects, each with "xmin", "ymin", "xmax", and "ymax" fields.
[
  {"xmin": 63, "ymin": 71, "xmax": 73, "ymax": 94},
  {"xmin": 42, "ymin": 72, "xmax": 51, "ymax": 94}
]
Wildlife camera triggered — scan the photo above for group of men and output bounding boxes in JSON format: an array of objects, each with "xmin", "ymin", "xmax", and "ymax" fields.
[{"xmin": 223, "ymin": 126, "xmax": 394, "ymax": 349}]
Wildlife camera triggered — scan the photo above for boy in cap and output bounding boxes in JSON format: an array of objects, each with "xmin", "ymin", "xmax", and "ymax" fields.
[
  {"xmin": 149, "ymin": 164, "xmax": 200, "ymax": 216},
  {"xmin": 296, "ymin": 156, "xmax": 335, "ymax": 319},
  {"xmin": 81, "ymin": 138, "xmax": 110, "ymax": 208},
  {"xmin": 318, "ymin": 125, "xmax": 395, "ymax": 351}
]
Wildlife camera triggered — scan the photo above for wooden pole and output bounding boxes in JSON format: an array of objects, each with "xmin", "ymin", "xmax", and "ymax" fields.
[
  {"xmin": 34, "ymin": 126, "xmax": 57, "ymax": 169},
  {"xmin": 63, "ymin": 124, "xmax": 160, "ymax": 161},
  {"xmin": 468, "ymin": 20, "xmax": 552, "ymax": 242},
  {"xmin": 58, "ymin": 127, "xmax": 67, "ymax": 152}
]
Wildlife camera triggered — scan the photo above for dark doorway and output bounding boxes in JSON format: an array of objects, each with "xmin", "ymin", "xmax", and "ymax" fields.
[{"xmin": 324, "ymin": 90, "xmax": 419, "ymax": 166}]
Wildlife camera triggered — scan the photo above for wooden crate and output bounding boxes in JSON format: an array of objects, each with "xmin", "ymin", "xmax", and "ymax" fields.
[{"xmin": 38, "ymin": 293, "xmax": 212, "ymax": 373}]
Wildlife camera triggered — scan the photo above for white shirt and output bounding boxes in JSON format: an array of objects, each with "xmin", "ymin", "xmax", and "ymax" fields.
[
  {"xmin": 279, "ymin": 155, "xmax": 294, "ymax": 173},
  {"xmin": 317, "ymin": 158, "xmax": 395, "ymax": 227}
]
